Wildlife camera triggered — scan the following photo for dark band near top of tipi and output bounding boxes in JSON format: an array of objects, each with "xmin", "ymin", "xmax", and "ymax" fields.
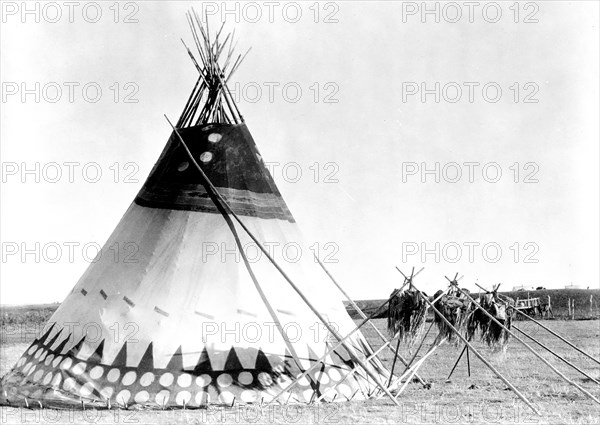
[{"xmin": 135, "ymin": 124, "xmax": 295, "ymax": 222}]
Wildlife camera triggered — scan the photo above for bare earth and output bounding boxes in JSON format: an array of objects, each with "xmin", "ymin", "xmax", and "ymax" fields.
[{"xmin": 1, "ymin": 319, "xmax": 599, "ymax": 425}]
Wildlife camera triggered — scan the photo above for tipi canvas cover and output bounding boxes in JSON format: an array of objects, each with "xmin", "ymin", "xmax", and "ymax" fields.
[{"xmin": 0, "ymin": 16, "xmax": 389, "ymax": 409}]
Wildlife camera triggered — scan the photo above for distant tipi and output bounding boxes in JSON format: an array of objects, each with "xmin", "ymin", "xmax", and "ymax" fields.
[{"xmin": 0, "ymin": 13, "xmax": 390, "ymax": 408}]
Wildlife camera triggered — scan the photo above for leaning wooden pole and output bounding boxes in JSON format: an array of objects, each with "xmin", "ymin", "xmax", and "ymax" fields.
[
  {"xmin": 458, "ymin": 288, "xmax": 600, "ymax": 405},
  {"xmin": 447, "ymin": 344, "xmax": 468, "ymax": 380},
  {"xmin": 512, "ymin": 324, "xmax": 600, "ymax": 385},
  {"xmin": 388, "ymin": 337, "xmax": 403, "ymax": 386},
  {"xmin": 415, "ymin": 285, "xmax": 540, "ymax": 415},
  {"xmin": 511, "ymin": 307, "xmax": 600, "ymax": 366},
  {"xmin": 167, "ymin": 116, "xmax": 400, "ymax": 406},
  {"xmin": 315, "ymin": 256, "xmax": 428, "ymax": 386}
]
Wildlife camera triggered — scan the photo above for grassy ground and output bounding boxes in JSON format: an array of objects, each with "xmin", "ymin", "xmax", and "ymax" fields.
[{"xmin": 1, "ymin": 318, "xmax": 599, "ymax": 424}]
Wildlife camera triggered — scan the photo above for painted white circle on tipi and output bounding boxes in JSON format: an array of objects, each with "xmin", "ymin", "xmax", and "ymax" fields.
[
  {"xmin": 16, "ymin": 358, "xmax": 26, "ymax": 368},
  {"xmin": 80, "ymin": 383, "xmax": 94, "ymax": 397},
  {"xmin": 199, "ymin": 152, "xmax": 213, "ymax": 163},
  {"xmin": 34, "ymin": 348, "xmax": 44, "ymax": 359},
  {"xmin": 178, "ymin": 162, "xmax": 189, "ymax": 172},
  {"xmin": 51, "ymin": 374, "xmax": 62, "ymax": 388},
  {"xmin": 26, "ymin": 365, "xmax": 36, "ymax": 376},
  {"xmin": 317, "ymin": 373, "xmax": 330, "ymax": 385},
  {"xmin": 177, "ymin": 373, "xmax": 192, "ymax": 388},
  {"xmin": 52, "ymin": 356, "xmax": 63, "ymax": 368},
  {"xmin": 134, "ymin": 390, "xmax": 149, "ymax": 404},
  {"xmin": 219, "ymin": 391, "xmax": 235, "ymax": 405},
  {"xmin": 89, "ymin": 366, "xmax": 104, "ymax": 379},
  {"xmin": 237, "ymin": 371, "xmax": 253, "ymax": 385},
  {"xmin": 257, "ymin": 372, "xmax": 272, "ymax": 387},
  {"xmin": 175, "ymin": 391, "xmax": 191, "ymax": 406},
  {"xmin": 139, "ymin": 372, "xmax": 155, "ymax": 387},
  {"xmin": 32, "ymin": 369, "xmax": 44, "ymax": 382},
  {"xmin": 297, "ymin": 376, "xmax": 310, "ymax": 387},
  {"xmin": 216, "ymin": 373, "xmax": 232, "ymax": 388},
  {"xmin": 44, "ymin": 354, "xmax": 54, "ymax": 366},
  {"xmin": 106, "ymin": 368, "xmax": 120, "ymax": 383},
  {"xmin": 63, "ymin": 377, "xmax": 76, "ymax": 391},
  {"xmin": 39, "ymin": 351, "xmax": 48, "ymax": 362},
  {"xmin": 195, "ymin": 391, "xmax": 209, "ymax": 405},
  {"xmin": 100, "ymin": 387, "xmax": 114, "ymax": 399},
  {"xmin": 155, "ymin": 390, "xmax": 170, "ymax": 406},
  {"xmin": 121, "ymin": 371, "xmax": 137, "ymax": 386},
  {"xmin": 327, "ymin": 368, "xmax": 341, "ymax": 382},
  {"xmin": 195, "ymin": 374, "xmax": 211, "ymax": 387},
  {"xmin": 42, "ymin": 372, "xmax": 53, "ymax": 386},
  {"xmin": 303, "ymin": 389, "xmax": 315, "ymax": 402},
  {"xmin": 240, "ymin": 390, "xmax": 258, "ymax": 403},
  {"xmin": 208, "ymin": 133, "xmax": 222, "ymax": 143},
  {"xmin": 159, "ymin": 372, "xmax": 174, "ymax": 387},
  {"xmin": 117, "ymin": 389, "xmax": 131, "ymax": 405},
  {"xmin": 59, "ymin": 358, "xmax": 72, "ymax": 370},
  {"xmin": 27, "ymin": 345, "xmax": 38, "ymax": 355},
  {"xmin": 71, "ymin": 362, "xmax": 86, "ymax": 375}
]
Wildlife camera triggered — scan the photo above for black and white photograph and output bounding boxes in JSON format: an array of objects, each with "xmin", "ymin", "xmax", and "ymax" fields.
[{"xmin": 0, "ymin": 1, "xmax": 598, "ymax": 424}]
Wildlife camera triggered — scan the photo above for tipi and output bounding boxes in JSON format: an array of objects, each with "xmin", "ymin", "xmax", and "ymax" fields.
[{"xmin": 0, "ymin": 14, "xmax": 390, "ymax": 409}]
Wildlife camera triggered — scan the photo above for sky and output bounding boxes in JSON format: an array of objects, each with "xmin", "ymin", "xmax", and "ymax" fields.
[{"xmin": 1, "ymin": 1, "xmax": 599, "ymax": 305}]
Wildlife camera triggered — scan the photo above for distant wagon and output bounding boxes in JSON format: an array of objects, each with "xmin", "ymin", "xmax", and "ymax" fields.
[{"xmin": 515, "ymin": 297, "xmax": 542, "ymax": 317}]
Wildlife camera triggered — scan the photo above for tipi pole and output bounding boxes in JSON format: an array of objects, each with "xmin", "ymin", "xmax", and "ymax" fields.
[
  {"xmin": 415, "ymin": 284, "xmax": 540, "ymax": 415},
  {"xmin": 447, "ymin": 344, "xmax": 468, "ymax": 380},
  {"xmin": 388, "ymin": 337, "xmax": 402, "ymax": 386},
  {"xmin": 314, "ymin": 256, "xmax": 427, "ymax": 386},
  {"xmin": 466, "ymin": 346, "xmax": 471, "ymax": 376},
  {"xmin": 511, "ymin": 324, "xmax": 600, "ymax": 385},
  {"xmin": 167, "ymin": 116, "xmax": 400, "ymax": 406},
  {"xmin": 508, "ymin": 303, "xmax": 600, "ymax": 366},
  {"xmin": 457, "ymin": 288, "xmax": 600, "ymax": 405}
]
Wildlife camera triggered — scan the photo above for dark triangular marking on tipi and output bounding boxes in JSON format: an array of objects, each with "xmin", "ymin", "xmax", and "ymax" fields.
[
  {"xmin": 254, "ymin": 349, "xmax": 272, "ymax": 372},
  {"xmin": 224, "ymin": 347, "xmax": 243, "ymax": 371},
  {"xmin": 37, "ymin": 324, "xmax": 55, "ymax": 345},
  {"xmin": 66, "ymin": 336, "xmax": 86, "ymax": 358},
  {"xmin": 331, "ymin": 348, "xmax": 355, "ymax": 370},
  {"xmin": 137, "ymin": 342, "xmax": 154, "ymax": 370},
  {"xmin": 193, "ymin": 347, "xmax": 212, "ymax": 373},
  {"xmin": 166, "ymin": 346, "xmax": 183, "ymax": 372},
  {"xmin": 111, "ymin": 342, "xmax": 128, "ymax": 368},
  {"xmin": 52, "ymin": 333, "xmax": 72, "ymax": 355},
  {"xmin": 44, "ymin": 328, "xmax": 63, "ymax": 350},
  {"xmin": 87, "ymin": 340, "xmax": 105, "ymax": 364},
  {"xmin": 307, "ymin": 346, "xmax": 321, "ymax": 365},
  {"xmin": 283, "ymin": 349, "xmax": 302, "ymax": 376}
]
